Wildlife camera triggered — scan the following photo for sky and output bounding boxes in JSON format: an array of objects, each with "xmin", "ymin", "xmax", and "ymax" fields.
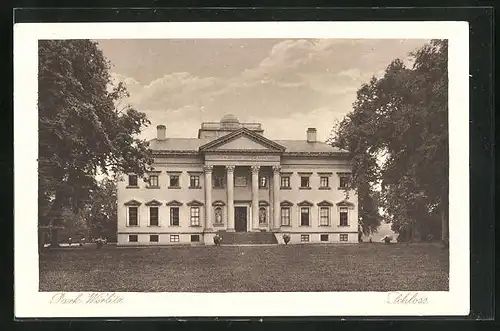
[{"xmin": 96, "ymin": 38, "xmax": 429, "ymax": 142}]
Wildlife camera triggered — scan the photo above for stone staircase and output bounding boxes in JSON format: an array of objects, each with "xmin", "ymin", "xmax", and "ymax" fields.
[{"xmin": 217, "ymin": 231, "xmax": 278, "ymax": 245}]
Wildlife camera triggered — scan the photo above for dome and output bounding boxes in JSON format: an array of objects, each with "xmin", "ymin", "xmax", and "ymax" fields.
[{"xmin": 220, "ymin": 114, "xmax": 240, "ymax": 124}]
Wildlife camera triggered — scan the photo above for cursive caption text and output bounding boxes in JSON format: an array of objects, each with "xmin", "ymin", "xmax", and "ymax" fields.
[
  {"xmin": 49, "ymin": 292, "xmax": 124, "ymax": 304},
  {"xmin": 386, "ymin": 292, "xmax": 429, "ymax": 304}
]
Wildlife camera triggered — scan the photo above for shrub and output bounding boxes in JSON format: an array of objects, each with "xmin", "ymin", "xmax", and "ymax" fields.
[
  {"xmin": 382, "ymin": 236, "xmax": 392, "ymax": 244},
  {"xmin": 283, "ymin": 234, "xmax": 291, "ymax": 245}
]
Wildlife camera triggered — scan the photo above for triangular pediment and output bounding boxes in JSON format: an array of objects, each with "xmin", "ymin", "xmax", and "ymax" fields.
[
  {"xmin": 124, "ymin": 199, "xmax": 142, "ymax": 206},
  {"xmin": 199, "ymin": 128, "xmax": 285, "ymax": 152},
  {"xmin": 336, "ymin": 200, "xmax": 355, "ymax": 208},
  {"xmin": 145, "ymin": 199, "xmax": 162, "ymax": 206}
]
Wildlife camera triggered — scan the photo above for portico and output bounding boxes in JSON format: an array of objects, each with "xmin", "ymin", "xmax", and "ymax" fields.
[{"xmin": 202, "ymin": 162, "xmax": 281, "ymax": 233}]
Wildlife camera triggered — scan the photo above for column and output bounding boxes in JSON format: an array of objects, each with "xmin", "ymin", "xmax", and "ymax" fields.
[
  {"xmin": 226, "ymin": 165, "xmax": 235, "ymax": 232},
  {"xmin": 203, "ymin": 165, "xmax": 213, "ymax": 230},
  {"xmin": 251, "ymin": 165, "xmax": 260, "ymax": 231},
  {"xmin": 272, "ymin": 165, "xmax": 281, "ymax": 231}
]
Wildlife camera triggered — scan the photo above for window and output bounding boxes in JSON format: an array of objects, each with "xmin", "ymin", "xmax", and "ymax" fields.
[
  {"xmin": 340, "ymin": 207, "xmax": 349, "ymax": 226},
  {"xmin": 300, "ymin": 207, "xmax": 310, "ymax": 226},
  {"xmin": 128, "ymin": 174, "xmax": 138, "ymax": 186},
  {"xmin": 190, "ymin": 207, "xmax": 200, "ymax": 226},
  {"xmin": 129, "ymin": 234, "xmax": 138, "ymax": 242},
  {"xmin": 128, "ymin": 207, "xmax": 138, "ymax": 226},
  {"xmin": 150, "ymin": 235, "xmax": 159, "ymax": 242},
  {"xmin": 149, "ymin": 207, "xmax": 159, "ymax": 226},
  {"xmin": 340, "ymin": 234, "xmax": 348, "ymax": 242},
  {"xmin": 170, "ymin": 235, "xmax": 180, "ymax": 242},
  {"xmin": 190, "ymin": 175, "xmax": 200, "ymax": 188},
  {"xmin": 319, "ymin": 207, "xmax": 330, "ymax": 226},
  {"xmin": 149, "ymin": 174, "xmax": 159, "ymax": 187},
  {"xmin": 300, "ymin": 176, "xmax": 310, "ymax": 188},
  {"xmin": 170, "ymin": 207, "xmax": 180, "ymax": 226},
  {"xmin": 191, "ymin": 235, "xmax": 200, "ymax": 242},
  {"xmin": 214, "ymin": 207, "xmax": 223, "ymax": 224},
  {"xmin": 320, "ymin": 234, "xmax": 329, "ymax": 242},
  {"xmin": 339, "ymin": 175, "xmax": 350, "ymax": 189},
  {"xmin": 234, "ymin": 176, "xmax": 247, "ymax": 187},
  {"xmin": 320, "ymin": 176, "xmax": 329, "ymax": 188},
  {"xmin": 300, "ymin": 234, "xmax": 309, "ymax": 242},
  {"xmin": 281, "ymin": 207, "xmax": 291, "ymax": 226},
  {"xmin": 280, "ymin": 176, "xmax": 290, "ymax": 188},
  {"xmin": 213, "ymin": 174, "xmax": 224, "ymax": 188},
  {"xmin": 169, "ymin": 175, "xmax": 180, "ymax": 187},
  {"xmin": 259, "ymin": 176, "xmax": 268, "ymax": 188},
  {"xmin": 259, "ymin": 207, "xmax": 267, "ymax": 224}
]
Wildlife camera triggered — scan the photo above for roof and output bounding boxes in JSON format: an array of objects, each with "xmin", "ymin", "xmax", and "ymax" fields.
[
  {"xmin": 148, "ymin": 138, "xmax": 211, "ymax": 151},
  {"xmin": 274, "ymin": 140, "xmax": 346, "ymax": 153},
  {"xmin": 149, "ymin": 137, "xmax": 348, "ymax": 155}
]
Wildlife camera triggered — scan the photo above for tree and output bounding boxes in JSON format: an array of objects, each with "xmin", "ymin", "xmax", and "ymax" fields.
[
  {"xmin": 80, "ymin": 178, "xmax": 118, "ymax": 242},
  {"xmin": 330, "ymin": 40, "xmax": 448, "ymax": 243},
  {"xmin": 38, "ymin": 40, "xmax": 153, "ymax": 247}
]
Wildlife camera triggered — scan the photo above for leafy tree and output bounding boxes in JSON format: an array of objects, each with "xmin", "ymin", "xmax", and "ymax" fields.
[
  {"xmin": 38, "ymin": 40, "xmax": 153, "ymax": 247},
  {"xmin": 80, "ymin": 178, "xmax": 118, "ymax": 242},
  {"xmin": 330, "ymin": 40, "xmax": 448, "ymax": 242}
]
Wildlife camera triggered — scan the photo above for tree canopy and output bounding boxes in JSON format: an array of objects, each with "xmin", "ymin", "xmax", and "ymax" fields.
[
  {"xmin": 329, "ymin": 40, "xmax": 448, "ymax": 241},
  {"xmin": 38, "ymin": 40, "xmax": 153, "ymax": 246}
]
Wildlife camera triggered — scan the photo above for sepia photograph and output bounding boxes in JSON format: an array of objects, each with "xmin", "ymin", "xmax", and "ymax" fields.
[{"xmin": 14, "ymin": 21, "xmax": 470, "ymax": 317}]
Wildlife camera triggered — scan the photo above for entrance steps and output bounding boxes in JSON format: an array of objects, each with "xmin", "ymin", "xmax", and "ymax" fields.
[{"xmin": 217, "ymin": 231, "xmax": 278, "ymax": 245}]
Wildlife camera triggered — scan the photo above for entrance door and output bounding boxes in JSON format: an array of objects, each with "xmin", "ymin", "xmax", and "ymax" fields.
[{"xmin": 234, "ymin": 207, "xmax": 247, "ymax": 232}]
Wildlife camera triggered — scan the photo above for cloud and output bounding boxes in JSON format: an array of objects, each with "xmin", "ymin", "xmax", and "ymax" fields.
[{"xmin": 107, "ymin": 38, "xmax": 430, "ymax": 140}]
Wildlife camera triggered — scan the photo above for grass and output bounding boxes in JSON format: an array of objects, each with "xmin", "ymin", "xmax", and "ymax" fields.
[{"xmin": 39, "ymin": 243, "xmax": 449, "ymax": 292}]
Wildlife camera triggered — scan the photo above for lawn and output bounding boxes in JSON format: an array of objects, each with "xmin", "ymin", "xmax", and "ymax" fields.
[{"xmin": 39, "ymin": 243, "xmax": 449, "ymax": 292}]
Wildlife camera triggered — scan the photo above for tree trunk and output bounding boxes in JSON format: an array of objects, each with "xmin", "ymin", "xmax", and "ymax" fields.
[{"xmin": 47, "ymin": 192, "xmax": 64, "ymax": 248}]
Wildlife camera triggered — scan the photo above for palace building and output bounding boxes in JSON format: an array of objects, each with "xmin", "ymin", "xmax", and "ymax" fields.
[{"xmin": 117, "ymin": 114, "xmax": 358, "ymax": 246}]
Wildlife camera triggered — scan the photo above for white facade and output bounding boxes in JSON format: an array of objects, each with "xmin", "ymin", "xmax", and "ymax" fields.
[{"xmin": 117, "ymin": 115, "xmax": 358, "ymax": 245}]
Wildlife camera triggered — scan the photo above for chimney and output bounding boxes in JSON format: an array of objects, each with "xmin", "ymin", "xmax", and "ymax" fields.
[
  {"xmin": 307, "ymin": 128, "xmax": 317, "ymax": 143},
  {"xmin": 157, "ymin": 125, "xmax": 166, "ymax": 140}
]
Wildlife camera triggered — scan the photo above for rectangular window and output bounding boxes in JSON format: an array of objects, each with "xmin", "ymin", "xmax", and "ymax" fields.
[
  {"xmin": 280, "ymin": 176, "xmax": 290, "ymax": 188},
  {"xmin": 300, "ymin": 207, "xmax": 310, "ymax": 226},
  {"xmin": 170, "ymin": 235, "xmax": 180, "ymax": 242},
  {"xmin": 339, "ymin": 175, "xmax": 350, "ymax": 189},
  {"xmin": 128, "ymin": 207, "xmax": 138, "ymax": 226},
  {"xmin": 320, "ymin": 234, "xmax": 329, "ymax": 242},
  {"xmin": 340, "ymin": 207, "xmax": 349, "ymax": 226},
  {"xmin": 319, "ymin": 207, "xmax": 330, "ymax": 226},
  {"xmin": 340, "ymin": 234, "xmax": 348, "ymax": 242},
  {"xmin": 149, "ymin": 207, "xmax": 159, "ymax": 226},
  {"xmin": 169, "ymin": 175, "xmax": 180, "ymax": 187},
  {"xmin": 149, "ymin": 175, "xmax": 159, "ymax": 187},
  {"xmin": 170, "ymin": 207, "xmax": 180, "ymax": 226},
  {"xmin": 300, "ymin": 234, "xmax": 309, "ymax": 242},
  {"xmin": 320, "ymin": 176, "xmax": 329, "ymax": 188},
  {"xmin": 234, "ymin": 176, "xmax": 247, "ymax": 187},
  {"xmin": 129, "ymin": 234, "xmax": 138, "ymax": 242},
  {"xmin": 214, "ymin": 174, "xmax": 225, "ymax": 188},
  {"xmin": 128, "ymin": 174, "xmax": 138, "ymax": 186},
  {"xmin": 190, "ymin": 175, "xmax": 200, "ymax": 188},
  {"xmin": 281, "ymin": 207, "xmax": 291, "ymax": 226},
  {"xmin": 259, "ymin": 176, "xmax": 268, "ymax": 188},
  {"xmin": 191, "ymin": 235, "xmax": 200, "ymax": 242},
  {"xmin": 300, "ymin": 176, "xmax": 310, "ymax": 188},
  {"xmin": 190, "ymin": 207, "xmax": 200, "ymax": 226},
  {"xmin": 150, "ymin": 235, "xmax": 159, "ymax": 242}
]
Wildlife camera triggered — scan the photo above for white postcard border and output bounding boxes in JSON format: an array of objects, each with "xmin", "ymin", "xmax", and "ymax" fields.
[{"xmin": 14, "ymin": 21, "xmax": 469, "ymax": 318}]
